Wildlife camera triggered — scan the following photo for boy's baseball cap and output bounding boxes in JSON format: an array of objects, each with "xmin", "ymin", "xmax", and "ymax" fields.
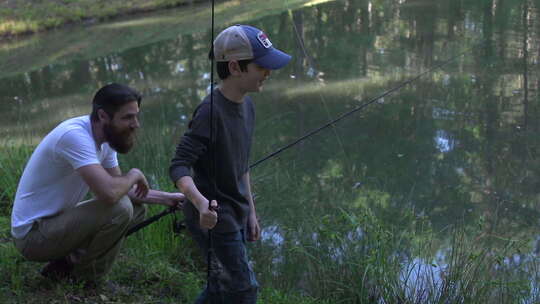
[{"xmin": 213, "ymin": 24, "xmax": 291, "ymax": 70}]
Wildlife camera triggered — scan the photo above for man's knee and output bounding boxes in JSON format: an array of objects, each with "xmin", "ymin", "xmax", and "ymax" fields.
[
  {"xmin": 132, "ymin": 202, "xmax": 147, "ymax": 223},
  {"xmin": 110, "ymin": 196, "xmax": 134, "ymax": 224}
]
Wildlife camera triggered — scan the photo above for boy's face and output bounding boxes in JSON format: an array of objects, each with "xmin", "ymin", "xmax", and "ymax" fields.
[{"xmin": 239, "ymin": 62, "xmax": 271, "ymax": 93}]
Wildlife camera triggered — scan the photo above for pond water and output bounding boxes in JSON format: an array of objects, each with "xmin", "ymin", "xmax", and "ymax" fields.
[{"xmin": 2, "ymin": 0, "xmax": 540, "ymax": 301}]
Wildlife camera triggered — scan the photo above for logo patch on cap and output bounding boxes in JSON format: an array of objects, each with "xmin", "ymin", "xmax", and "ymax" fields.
[{"xmin": 257, "ymin": 31, "xmax": 272, "ymax": 49}]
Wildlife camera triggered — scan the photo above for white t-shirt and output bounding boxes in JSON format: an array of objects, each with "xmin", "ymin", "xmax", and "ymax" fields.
[{"xmin": 11, "ymin": 115, "xmax": 118, "ymax": 239}]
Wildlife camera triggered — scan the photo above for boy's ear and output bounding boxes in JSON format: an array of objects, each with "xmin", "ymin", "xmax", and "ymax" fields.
[{"xmin": 228, "ymin": 60, "xmax": 242, "ymax": 76}]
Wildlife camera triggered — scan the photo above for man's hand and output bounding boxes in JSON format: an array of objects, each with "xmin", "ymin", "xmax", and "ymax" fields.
[
  {"xmin": 164, "ymin": 192, "xmax": 185, "ymax": 208},
  {"xmin": 247, "ymin": 213, "xmax": 260, "ymax": 242},
  {"xmin": 199, "ymin": 200, "xmax": 218, "ymax": 229},
  {"xmin": 127, "ymin": 168, "xmax": 149, "ymax": 198}
]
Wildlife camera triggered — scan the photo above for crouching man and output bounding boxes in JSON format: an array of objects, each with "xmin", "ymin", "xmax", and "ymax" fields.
[{"xmin": 11, "ymin": 83, "xmax": 184, "ymax": 283}]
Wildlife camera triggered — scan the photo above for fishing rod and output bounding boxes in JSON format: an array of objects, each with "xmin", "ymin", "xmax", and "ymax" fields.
[
  {"xmin": 126, "ymin": 31, "xmax": 475, "ymax": 238},
  {"xmin": 249, "ymin": 48, "xmax": 472, "ymax": 169},
  {"xmin": 126, "ymin": 0, "xmax": 218, "ymax": 238},
  {"xmin": 207, "ymin": 0, "xmax": 217, "ymax": 296},
  {"xmin": 126, "ymin": 205, "xmax": 181, "ymax": 237}
]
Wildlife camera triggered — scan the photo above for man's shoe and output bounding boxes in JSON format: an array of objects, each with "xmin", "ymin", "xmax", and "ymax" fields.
[{"xmin": 40, "ymin": 257, "xmax": 74, "ymax": 281}]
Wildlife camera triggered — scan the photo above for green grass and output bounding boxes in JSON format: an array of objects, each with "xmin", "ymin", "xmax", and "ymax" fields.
[
  {"xmin": 0, "ymin": 145, "xmax": 327, "ymax": 303},
  {"xmin": 2, "ymin": 131, "xmax": 539, "ymax": 303},
  {"xmin": 0, "ymin": 0, "xmax": 198, "ymax": 37},
  {"xmin": 254, "ymin": 207, "xmax": 538, "ymax": 303},
  {"xmin": 0, "ymin": 144, "xmax": 33, "ymax": 216},
  {"xmin": 0, "ymin": 126, "xmax": 538, "ymax": 303},
  {"xmin": 0, "ymin": 213, "xmax": 329, "ymax": 303}
]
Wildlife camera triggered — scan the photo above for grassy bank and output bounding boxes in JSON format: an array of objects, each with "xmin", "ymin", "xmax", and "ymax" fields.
[
  {"xmin": 2, "ymin": 94, "xmax": 539, "ymax": 303},
  {"xmin": 0, "ymin": 146, "xmax": 327, "ymax": 303},
  {"xmin": 1, "ymin": 104, "xmax": 538, "ymax": 302},
  {"xmin": 0, "ymin": 144, "xmax": 32, "ymax": 216},
  {"xmin": 0, "ymin": 0, "xmax": 199, "ymax": 38},
  {"xmin": 1, "ymin": 142, "xmax": 539, "ymax": 302}
]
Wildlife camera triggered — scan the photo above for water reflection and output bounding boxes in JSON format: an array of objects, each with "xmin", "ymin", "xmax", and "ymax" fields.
[
  {"xmin": 400, "ymin": 256, "xmax": 444, "ymax": 302},
  {"xmin": 434, "ymin": 130, "xmax": 455, "ymax": 153},
  {"xmin": 432, "ymin": 107, "xmax": 456, "ymax": 120},
  {"xmin": 261, "ymin": 225, "xmax": 285, "ymax": 247}
]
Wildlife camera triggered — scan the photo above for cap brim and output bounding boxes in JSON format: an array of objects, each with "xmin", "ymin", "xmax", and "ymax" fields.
[{"xmin": 254, "ymin": 48, "xmax": 292, "ymax": 70}]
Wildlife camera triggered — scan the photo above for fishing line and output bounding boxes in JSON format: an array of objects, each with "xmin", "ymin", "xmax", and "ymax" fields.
[
  {"xmin": 207, "ymin": 0, "xmax": 217, "ymax": 298},
  {"xmin": 288, "ymin": 9, "xmax": 349, "ymax": 164},
  {"xmin": 249, "ymin": 44, "xmax": 474, "ymax": 169}
]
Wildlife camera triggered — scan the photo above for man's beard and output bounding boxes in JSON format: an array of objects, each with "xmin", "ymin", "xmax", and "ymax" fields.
[{"xmin": 103, "ymin": 122, "xmax": 136, "ymax": 154}]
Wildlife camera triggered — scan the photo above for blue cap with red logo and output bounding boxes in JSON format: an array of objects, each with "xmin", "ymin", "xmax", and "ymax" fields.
[{"xmin": 213, "ymin": 24, "xmax": 292, "ymax": 70}]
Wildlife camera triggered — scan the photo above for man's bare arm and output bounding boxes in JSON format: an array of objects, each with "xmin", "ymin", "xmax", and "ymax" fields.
[
  {"xmin": 104, "ymin": 166, "xmax": 184, "ymax": 207},
  {"xmin": 77, "ymin": 164, "xmax": 149, "ymax": 204}
]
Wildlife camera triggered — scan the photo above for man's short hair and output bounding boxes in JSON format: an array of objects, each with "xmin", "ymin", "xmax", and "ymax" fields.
[{"xmin": 90, "ymin": 83, "xmax": 141, "ymax": 121}]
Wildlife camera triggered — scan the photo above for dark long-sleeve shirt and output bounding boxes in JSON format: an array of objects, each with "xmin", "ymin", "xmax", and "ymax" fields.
[{"xmin": 169, "ymin": 89, "xmax": 255, "ymax": 232}]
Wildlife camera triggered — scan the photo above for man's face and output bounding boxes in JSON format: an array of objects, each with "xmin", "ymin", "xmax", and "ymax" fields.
[{"xmin": 103, "ymin": 101, "xmax": 140, "ymax": 154}]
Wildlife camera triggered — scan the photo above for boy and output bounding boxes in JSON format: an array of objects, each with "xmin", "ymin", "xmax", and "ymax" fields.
[{"xmin": 169, "ymin": 25, "xmax": 291, "ymax": 303}]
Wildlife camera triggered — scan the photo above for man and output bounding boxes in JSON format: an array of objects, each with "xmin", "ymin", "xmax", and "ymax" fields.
[
  {"xmin": 11, "ymin": 83, "xmax": 184, "ymax": 283},
  {"xmin": 169, "ymin": 24, "xmax": 291, "ymax": 303}
]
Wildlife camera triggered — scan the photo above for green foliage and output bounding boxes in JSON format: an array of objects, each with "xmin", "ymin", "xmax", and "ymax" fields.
[
  {"xmin": 0, "ymin": 145, "xmax": 33, "ymax": 216},
  {"xmin": 252, "ymin": 193, "xmax": 538, "ymax": 303},
  {"xmin": 0, "ymin": 146, "xmax": 322, "ymax": 302},
  {"xmin": 0, "ymin": 241, "xmax": 27, "ymax": 300}
]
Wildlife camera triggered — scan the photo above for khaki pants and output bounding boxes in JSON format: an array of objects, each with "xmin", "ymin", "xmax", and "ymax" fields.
[{"xmin": 14, "ymin": 196, "xmax": 146, "ymax": 280}]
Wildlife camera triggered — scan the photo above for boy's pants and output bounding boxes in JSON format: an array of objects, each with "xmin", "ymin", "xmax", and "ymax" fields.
[
  {"xmin": 186, "ymin": 221, "xmax": 259, "ymax": 304},
  {"xmin": 14, "ymin": 196, "xmax": 146, "ymax": 280}
]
